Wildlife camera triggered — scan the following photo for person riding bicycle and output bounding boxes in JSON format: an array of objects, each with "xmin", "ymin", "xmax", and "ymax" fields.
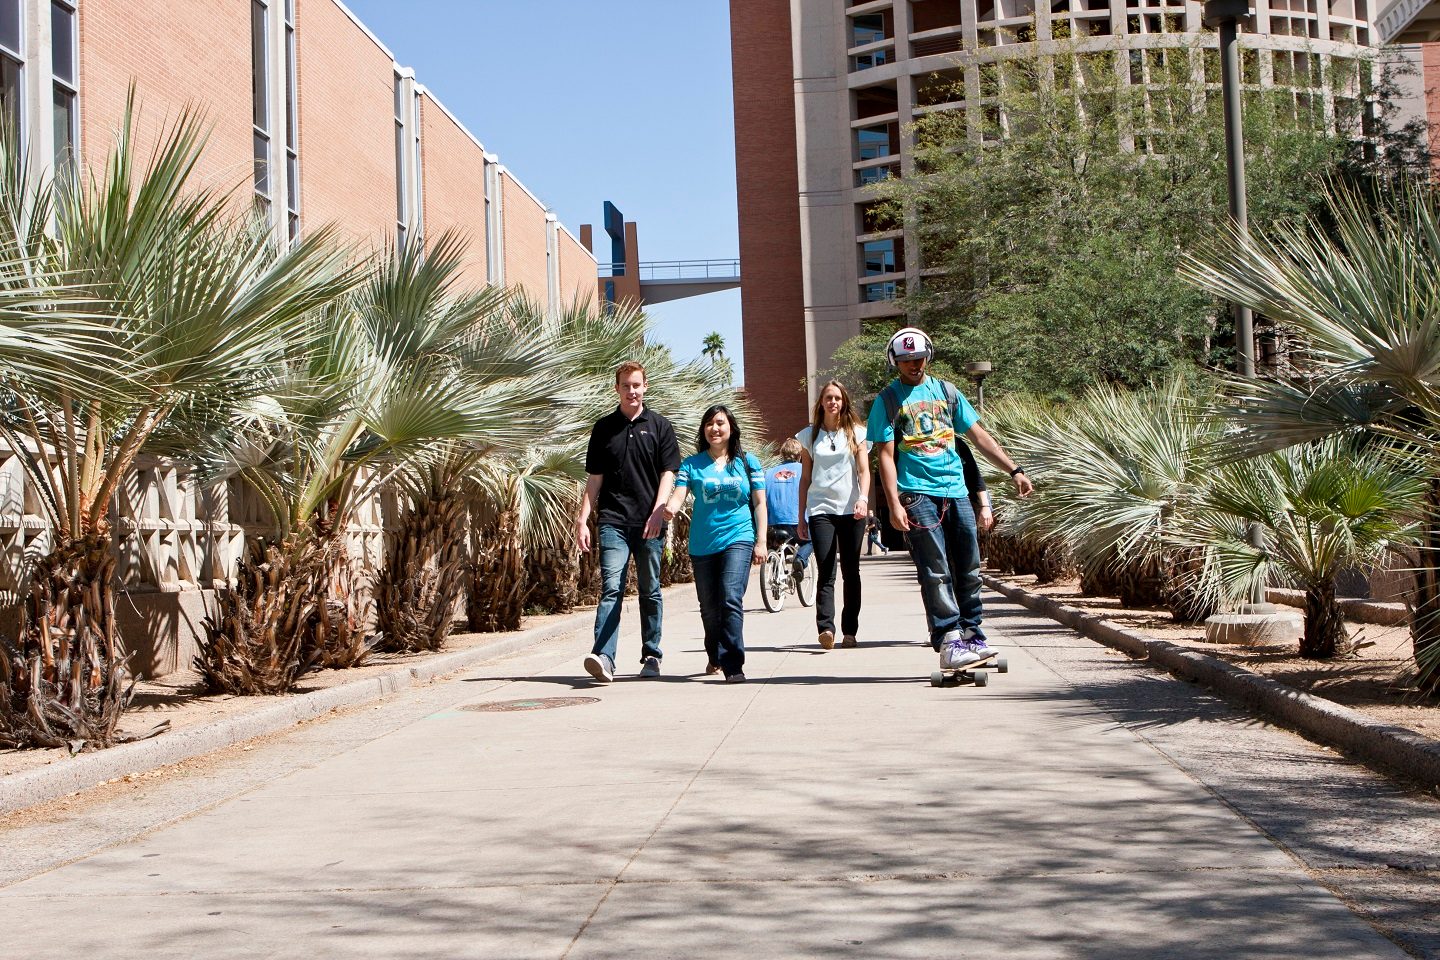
[
  {"xmin": 764, "ymin": 438, "xmax": 813, "ymax": 575},
  {"xmin": 868, "ymin": 327, "xmax": 1033, "ymax": 671}
]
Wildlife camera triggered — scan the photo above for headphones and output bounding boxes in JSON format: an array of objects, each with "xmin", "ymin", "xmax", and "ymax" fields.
[{"xmin": 886, "ymin": 327, "xmax": 934, "ymax": 367}]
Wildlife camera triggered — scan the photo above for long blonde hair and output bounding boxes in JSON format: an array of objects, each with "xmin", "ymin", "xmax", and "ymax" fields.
[{"xmin": 807, "ymin": 380, "xmax": 862, "ymax": 463}]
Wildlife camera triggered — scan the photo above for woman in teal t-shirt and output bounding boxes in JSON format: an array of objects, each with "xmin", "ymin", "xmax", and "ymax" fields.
[{"xmin": 662, "ymin": 404, "xmax": 767, "ymax": 683}]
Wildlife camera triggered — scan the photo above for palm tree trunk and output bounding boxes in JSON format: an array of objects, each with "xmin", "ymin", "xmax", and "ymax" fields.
[
  {"xmin": 660, "ymin": 513, "xmax": 693, "ymax": 585},
  {"xmin": 468, "ymin": 508, "xmax": 526, "ymax": 632},
  {"xmin": 1301, "ymin": 579, "xmax": 1347, "ymax": 659},
  {"xmin": 0, "ymin": 535, "xmax": 131, "ymax": 749},
  {"xmin": 199, "ymin": 533, "xmax": 370, "ymax": 694},
  {"xmin": 1413, "ymin": 476, "xmax": 1440, "ymax": 694},
  {"xmin": 376, "ymin": 491, "xmax": 466, "ymax": 652}
]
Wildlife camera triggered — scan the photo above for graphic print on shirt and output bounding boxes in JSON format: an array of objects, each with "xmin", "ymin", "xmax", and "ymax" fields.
[
  {"xmin": 770, "ymin": 468, "xmax": 798, "ymax": 482},
  {"xmin": 699, "ymin": 470, "xmax": 749, "ymax": 507},
  {"xmin": 897, "ymin": 398, "xmax": 953, "ymax": 457}
]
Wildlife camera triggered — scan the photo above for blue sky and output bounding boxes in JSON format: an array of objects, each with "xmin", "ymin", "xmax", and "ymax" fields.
[{"xmin": 339, "ymin": 0, "xmax": 744, "ymax": 372}]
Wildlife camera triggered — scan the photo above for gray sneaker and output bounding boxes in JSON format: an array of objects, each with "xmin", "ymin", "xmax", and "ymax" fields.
[
  {"xmin": 639, "ymin": 656, "xmax": 661, "ymax": 678},
  {"xmin": 584, "ymin": 653, "xmax": 615, "ymax": 683}
]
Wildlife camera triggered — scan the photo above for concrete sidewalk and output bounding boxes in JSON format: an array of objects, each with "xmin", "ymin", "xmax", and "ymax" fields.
[{"xmin": 2, "ymin": 554, "xmax": 1437, "ymax": 959}]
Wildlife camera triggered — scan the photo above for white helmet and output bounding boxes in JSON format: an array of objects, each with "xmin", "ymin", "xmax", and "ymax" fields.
[{"xmin": 886, "ymin": 326, "xmax": 934, "ymax": 367}]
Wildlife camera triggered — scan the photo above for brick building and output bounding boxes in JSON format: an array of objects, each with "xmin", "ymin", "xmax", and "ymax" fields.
[
  {"xmin": 730, "ymin": 0, "xmax": 1424, "ymax": 437},
  {"xmin": 0, "ymin": 0, "xmax": 594, "ymax": 305}
]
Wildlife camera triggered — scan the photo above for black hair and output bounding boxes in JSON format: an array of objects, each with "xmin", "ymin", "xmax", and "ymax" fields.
[{"xmin": 696, "ymin": 404, "xmax": 747, "ymax": 469}]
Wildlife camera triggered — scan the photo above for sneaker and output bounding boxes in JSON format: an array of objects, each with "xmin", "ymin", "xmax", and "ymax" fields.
[
  {"xmin": 583, "ymin": 653, "xmax": 615, "ymax": 684},
  {"xmin": 940, "ymin": 631, "xmax": 981, "ymax": 669},
  {"xmin": 725, "ymin": 672, "xmax": 747, "ymax": 684},
  {"xmin": 968, "ymin": 635, "xmax": 997, "ymax": 660},
  {"xmin": 639, "ymin": 656, "xmax": 661, "ymax": 678},
  {"xmin": 841, "ymin": 634, "xmax": 857, "ymax": 648},
  {"xmin": 818, "ymin": 630, "xmax": 835, "ymax": 650},
  {"xmin": 704, "ymin": 662, "xmax": 722, "ymax": 676}
]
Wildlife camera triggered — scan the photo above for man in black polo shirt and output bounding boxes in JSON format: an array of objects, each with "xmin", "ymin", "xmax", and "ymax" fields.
[{"xmin": 575, "ymin": 360, "xmax": 682, "ymax": 683}]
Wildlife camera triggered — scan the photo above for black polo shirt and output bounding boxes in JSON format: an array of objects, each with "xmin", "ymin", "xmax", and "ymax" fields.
[{"xmin": 585, "ymin": 405, "xmax": 682, "ymax": 528}]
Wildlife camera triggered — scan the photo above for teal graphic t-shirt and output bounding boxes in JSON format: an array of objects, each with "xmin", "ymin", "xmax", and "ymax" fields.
[
  {"xmin": 675, "ymin": 452, "xmax": 765, "ymax": 556},
  {"xmin": 866, "ymin": 377, "xmax": 979, "ymax": 498}
]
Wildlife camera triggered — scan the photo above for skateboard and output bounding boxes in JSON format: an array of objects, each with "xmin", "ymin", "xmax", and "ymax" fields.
[{"xmin": 930, "ymin": 654, "xmax": 1007, "ymax": 687}]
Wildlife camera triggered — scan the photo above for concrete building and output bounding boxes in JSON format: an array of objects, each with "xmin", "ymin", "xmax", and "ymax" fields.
[
  {"xmin": 731, "ymin": 0, "xmax": 1413, "ymax": 437},
  {"xmin": 0, "ymin": 0, "xmax": 594, "ymax": 306}
]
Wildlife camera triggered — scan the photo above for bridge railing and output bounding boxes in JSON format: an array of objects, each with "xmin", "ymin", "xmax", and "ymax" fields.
[{"xmin": 598, "ymin": 259, "xmax": 740, "ymax": 281}]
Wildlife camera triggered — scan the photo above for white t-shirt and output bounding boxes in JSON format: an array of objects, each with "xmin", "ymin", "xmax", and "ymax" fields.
[{"xmin": 796, "ymin": 424, "xmax": 869, "ymax": 517}]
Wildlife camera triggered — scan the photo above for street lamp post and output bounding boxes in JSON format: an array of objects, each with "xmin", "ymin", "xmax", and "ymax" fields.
[
  {"xmin": 1199, "ymin": 0, "xmax": 1291, "ymax": 630},
  {"xmin": 965, "ymin": 360, "xmax": 993, "ymax": 417},
  {"xmin": 1204, "ymin": 0, "xmax": 1256, "ymax": 378}
]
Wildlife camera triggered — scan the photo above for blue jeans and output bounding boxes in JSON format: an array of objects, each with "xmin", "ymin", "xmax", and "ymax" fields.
[
  {"xmin": 691, "ymin": 540, "xmax": 753, "ymax": 676},
  {"xmin": 900, "ymin": 492, "xmax": 984, "ymax": 648},
  {"xmin": 592, "ymin": 524, "xmax": 664, "ymax": 665}
]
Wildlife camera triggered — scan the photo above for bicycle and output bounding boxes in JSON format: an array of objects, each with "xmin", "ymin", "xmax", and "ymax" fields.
[{"xmin": 760, "ymin": 529, "xmax": 816, "ymax": 612}]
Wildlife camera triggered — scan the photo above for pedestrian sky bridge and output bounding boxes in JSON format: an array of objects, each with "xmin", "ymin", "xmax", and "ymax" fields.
[{"xmin": 596, "ymin": 258, "xmax": 741, "ymax": 305}]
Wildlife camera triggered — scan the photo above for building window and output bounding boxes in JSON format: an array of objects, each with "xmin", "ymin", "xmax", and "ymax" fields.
[
  {"xmin": 50, "ymin": 0, "xmax": 75, "ymax": 176},
  {"xmin": 856, "ymin": 124, "xmax": 895, "ymax": 160},
  {"xmin": 251, "ymin": 0, "xmax": 271, "ymax": 211},
  {"xmin": 850, "ymin": 13, "xmax": 887, "ymax": 47},
  {"xmin": 852, "ymin": 49, "xmax": 889, "ymax": 71},
  {"xmin": 394, "ymin": 72, "xmax": 407, "ymax": 248},
  {"xmin": 862, "ymin": 239, "xmax": 902, "ymax": 276},
  {"xmin": 856, "ymin": 164, "xmax": 896, "ymax": 187},
  {"xmin": 283, "ymin": 0, "xmax": 299, "ymax": 239},
  {"xmin": 0, "ymin": 0, "xmax": 21, "ymax": 143},
  {"xmin": 862, "ymin": 280, "xmax": 901, "ymax": 302}
]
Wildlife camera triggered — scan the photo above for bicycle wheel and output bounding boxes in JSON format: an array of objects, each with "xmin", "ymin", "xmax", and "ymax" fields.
[
  {"xmin": 796, "ymin": 552, "xmax": 817, "ymax": 607},
  {"xmin": 761, "ymin": 551, "xmax": 787, "ymax": 612}
]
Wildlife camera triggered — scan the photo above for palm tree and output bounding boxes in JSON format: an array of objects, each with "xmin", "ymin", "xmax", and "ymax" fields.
[
  {"xmin": 0, "ymin": 107, "xmax": 351, "ymax": 748},
  {"xmin": 701, "ymin": 331, "xmax": 725, "ymax": 363},
  {"xmin": 370, "ymin": 239, "xmax": 576, "ymax": 653},
  {"xmin": 197, "ymin": 234, "xmax": 566, "ymax": 693},
  {"xmin": 1180, "ymin": 181, "xmax": 1440, "ymax": 689},
  {"xmin": 1173, "ymin": 439, "xmax": 1425, "ymax": 657},
  {"xmin": 990, "ymin": 378, "xmax": 1225, "ymax": 620}
]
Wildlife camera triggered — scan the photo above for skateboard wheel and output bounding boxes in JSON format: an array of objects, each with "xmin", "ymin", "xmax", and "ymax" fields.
[
  {"xmin": 974, "ymin": 671, "xmax": 990, "ymax": 687},
  {"xmin": 996, "ymin": 657, "xmax": 1008, "ymax": 674},
  {"xmin": 930, "ymin": 671, "xmax": 945, "ymax": 687}
]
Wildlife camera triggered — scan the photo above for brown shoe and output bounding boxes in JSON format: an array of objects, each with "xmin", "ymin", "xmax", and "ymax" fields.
[
  {"xmin": 841, "ymin": 635, "xmax": 857, "ymax": 648},
  {"xmin": 818, "ymin": 630, "xmax": 835, "ymax": 650},
  {"xmin": 705, "ymin": 662, "xmax": 722, "ymax": 676}
]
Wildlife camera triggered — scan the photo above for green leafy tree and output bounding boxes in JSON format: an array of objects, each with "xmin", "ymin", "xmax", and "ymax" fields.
[{"xmin": 833, "ymin": 40, "xmax": 1424, "ymax": 403}]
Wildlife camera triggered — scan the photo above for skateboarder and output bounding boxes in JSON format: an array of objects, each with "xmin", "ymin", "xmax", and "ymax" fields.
[{"xmin": 867, "ymin": 327, "xmax": 1033, "ymax": 671}]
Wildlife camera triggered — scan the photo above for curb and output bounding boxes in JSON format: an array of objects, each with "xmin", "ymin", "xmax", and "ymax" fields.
[
  {"xmin": 1266, "ymin": 587, "xmax": 1409, "ymax": 627},
  {"xmin": 983, "ymin": 575, "xmax": 1440, "ymax": 793},
  {"xmin": 0, "ymin": 609, "xmax": 597, "ymax": 816}
]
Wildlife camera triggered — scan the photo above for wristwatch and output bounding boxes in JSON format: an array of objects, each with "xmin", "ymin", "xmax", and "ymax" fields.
[{"xmin": 1008, "ymin": 466, "xmax": 1026, "ymax": 477}]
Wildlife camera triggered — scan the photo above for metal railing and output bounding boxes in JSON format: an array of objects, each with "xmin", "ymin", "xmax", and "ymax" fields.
[{"xmin": 598, "ymin": 259, "xmax": 740, "ymax": 281}]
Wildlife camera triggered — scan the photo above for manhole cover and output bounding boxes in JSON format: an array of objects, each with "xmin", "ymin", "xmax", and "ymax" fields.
[{"xmin": 460, "ymin": 697, "xmax": 601, "ymax": 713}]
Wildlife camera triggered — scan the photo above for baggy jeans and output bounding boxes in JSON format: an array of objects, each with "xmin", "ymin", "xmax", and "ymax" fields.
[
  {"xmin": 690, "ymin": 540, "xmax": 753, "ymax": 676},
  {"xmin": 899, "ymin": 492, "xmax": 984, "ymax": 648},
  {"xmin": 591, "ymin": 523, "xmax": 664, "ymax": 665}
]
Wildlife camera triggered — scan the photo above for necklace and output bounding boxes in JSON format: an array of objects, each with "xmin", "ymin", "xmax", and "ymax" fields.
[{"xmin": 829, "ymin": 431, "xmax": 837, "ymax": 452}]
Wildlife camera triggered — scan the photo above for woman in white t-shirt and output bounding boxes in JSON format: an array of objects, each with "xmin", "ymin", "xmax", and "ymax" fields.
[{"xmin": 796, "ymin": 380, "xmax": 871, "ymax": 650}]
